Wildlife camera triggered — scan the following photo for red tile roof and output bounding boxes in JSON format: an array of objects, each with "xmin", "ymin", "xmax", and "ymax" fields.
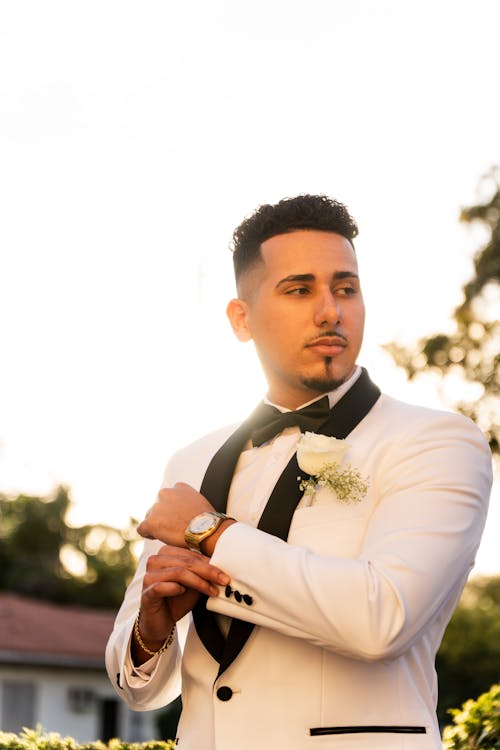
[{"xmin": 0, "ymin": 593, "xmax": 117, "ymax": 668}]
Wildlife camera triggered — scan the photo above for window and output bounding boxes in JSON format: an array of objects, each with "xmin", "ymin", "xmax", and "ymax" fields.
[{"xmin": 1, "ymin": 681, "xmax": 36, "ymax": 733}]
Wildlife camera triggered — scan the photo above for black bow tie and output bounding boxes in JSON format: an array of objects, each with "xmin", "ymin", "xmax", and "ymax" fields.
[{"xmin": 250, "ymin": 396, "xmax": 331, "ymax": 447}]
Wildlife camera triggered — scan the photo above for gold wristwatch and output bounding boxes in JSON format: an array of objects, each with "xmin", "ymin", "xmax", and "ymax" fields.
[{"xmin": 184, "ymin": 511, "xmax": 233, "ymax": 552}]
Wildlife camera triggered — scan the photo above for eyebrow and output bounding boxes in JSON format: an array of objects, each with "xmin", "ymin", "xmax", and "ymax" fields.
[{"xmin": 275, "ymin": 271, "xmax": 359, "ymax": 289}]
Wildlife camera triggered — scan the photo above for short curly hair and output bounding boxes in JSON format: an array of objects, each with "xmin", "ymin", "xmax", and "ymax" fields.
[{"xmin": 231, "ymin": 194, "xmax": 359, "ymax": 283}]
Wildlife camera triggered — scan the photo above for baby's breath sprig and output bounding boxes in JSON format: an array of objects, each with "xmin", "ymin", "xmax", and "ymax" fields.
[{"xmin": 299, "ymin": 462, "xmax": 368, "ymax": 504}]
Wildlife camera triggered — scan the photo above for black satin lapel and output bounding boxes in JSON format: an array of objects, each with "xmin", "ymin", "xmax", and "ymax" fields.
[
  {"xmin": 319, "ymin": 368, "xmax": 381, "ymax": 440},
  {"xmin": 200, "ymin": 420, "xmax": 254, "ymax": 510},
  {"xmin": 256, "ymin": 454, "xmax": 302, "ymax": 540},
  {"xmin": 192, "ymin": 603, "xmax": 226, "ymax": 665},
  {"xmin": 193, "ymin": 415, "xmax": 259, "ymax": 663},
  {"xmin": 216, "ymin": 614, "xmax": 257, "ymax": 676},
  {"xmin": 214, "ymin": 452, "xmax": 303, "ymax": 678}
]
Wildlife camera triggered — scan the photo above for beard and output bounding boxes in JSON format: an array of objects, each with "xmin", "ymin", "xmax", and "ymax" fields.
[{"xmin": 300, "ymin": 357, "xmax": 349, "ymax": 394}]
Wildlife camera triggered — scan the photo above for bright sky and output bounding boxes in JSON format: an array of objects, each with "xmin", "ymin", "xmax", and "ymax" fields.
[{"xmin": 0, "ymin": 0, "xmax": 498, "ymax": 574}]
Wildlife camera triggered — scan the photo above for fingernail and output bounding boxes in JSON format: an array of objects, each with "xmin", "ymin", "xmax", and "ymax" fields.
[
  {"xmin": 218, "ymin": 573, "xmax": 230, "ymax": 584},
  {"xmin": 209, "ymin": 585, "xmax": 219, "ymax": 596}
]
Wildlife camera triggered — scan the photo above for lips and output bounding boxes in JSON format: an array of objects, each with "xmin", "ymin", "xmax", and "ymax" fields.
[{"xmin": 306, "ymin": 336, "xmax": 347, "ymax": 357}]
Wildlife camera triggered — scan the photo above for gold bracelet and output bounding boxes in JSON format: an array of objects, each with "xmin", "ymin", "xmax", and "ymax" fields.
[{"xmin": 134, "ymin": 611, "xmax": 176, "ymax": 656}]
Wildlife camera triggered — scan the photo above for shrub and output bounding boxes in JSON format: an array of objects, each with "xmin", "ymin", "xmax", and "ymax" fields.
[
  {"xmin": 0, "ymin": 728, "xmax": 175, "ymax": 750},
  {"xmin": 442, "ymin": 683, "xmax": 500, "ymax": 749},
  {"xmin": 436, "ymin": 576, "xmax": 500, "ymax": 725}
]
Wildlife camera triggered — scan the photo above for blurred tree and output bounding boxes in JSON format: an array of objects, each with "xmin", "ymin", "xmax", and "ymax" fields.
[
  {"xmin": 437, "ymin": 575, "xmax": 500, "ymax": 726},
  {"xmin": 0, "ymin": 485, "xmax": 138, "ymax": 608},
  {"xmin": 386, "ymin": 167, "xmax": 500, "ymax": 455}
]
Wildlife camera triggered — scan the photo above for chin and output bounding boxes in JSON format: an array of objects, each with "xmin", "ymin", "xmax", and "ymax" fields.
[
  {"xmin": 301, "ymin": 374, "xmax": 347, "ymax": 393},
  {"xmin": 301, "ymin": 361, "xmax": 355, "ymax": 394}
]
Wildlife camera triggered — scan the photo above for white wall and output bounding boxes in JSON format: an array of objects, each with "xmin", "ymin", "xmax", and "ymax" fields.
[{"xmin": 0, "ymin": 665, "xmax": 163, "ymax": 743}]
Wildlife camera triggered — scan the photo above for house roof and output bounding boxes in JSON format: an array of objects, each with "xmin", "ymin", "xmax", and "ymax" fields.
[{"xmin": 0, "ymin": 592, "xmax": 117, "ymax": 669}]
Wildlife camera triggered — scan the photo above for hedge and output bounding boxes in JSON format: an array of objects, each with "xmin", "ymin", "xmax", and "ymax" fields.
[
  {"xmin": 442, "ymin": 683, "xmax": 500, "ymax": 749},
  {"xmin": 0, "ymin": 728, "xmax": 175, "ymax": 750}
]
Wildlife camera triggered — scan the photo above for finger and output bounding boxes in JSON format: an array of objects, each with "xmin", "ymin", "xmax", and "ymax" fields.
[
  {"xmin": 148, "ymin": 550, "xmax": 230, "ymax": 585},
  {"xmin": 145, "ymin": 563, "xmax": 222, "ymax": 594},
  {"xmin": 147, "ymin": 579, "xmax": 218, "ymax": 598},
  {"xmin": 143, "ymin": 566, "xmax": 222, "ymax": 598},
  {"xmin": 158, "ymin": 486, "xmax": 174, "ymax": 502},
  {"xmin": 142, "ymin": 580, "xmax": 187, "ymax": 599}
]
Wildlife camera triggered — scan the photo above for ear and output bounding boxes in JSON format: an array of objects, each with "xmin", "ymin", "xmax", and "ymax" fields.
[{"xmin": 226, "ymin": 298, "xmax": 252, "ymax": 342}]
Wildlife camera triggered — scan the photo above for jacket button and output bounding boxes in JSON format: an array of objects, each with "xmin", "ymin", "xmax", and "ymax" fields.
[
  {"xmin": 234, "ymin": 590, "xmax": 242, "ymax": 602},
  {"xmin": 216, "ymin": 686, "xmax": 233, "ymax": 701}
]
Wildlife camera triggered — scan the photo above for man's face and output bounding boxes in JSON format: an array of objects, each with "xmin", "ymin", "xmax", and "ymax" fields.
[{"xmin": 227, "ymin": 230, "xmax": 365, "ymax": 409}]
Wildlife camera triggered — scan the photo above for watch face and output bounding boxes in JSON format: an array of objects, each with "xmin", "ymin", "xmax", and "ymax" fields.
[{"xmin": 190, "ymin": 513, "xmax": 217, "ymax": 534}]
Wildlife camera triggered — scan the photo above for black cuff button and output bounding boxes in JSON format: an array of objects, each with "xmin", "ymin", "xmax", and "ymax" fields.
[{"xmin": 243, "ymin": 594, "xmax": 253, "ymax": 605}]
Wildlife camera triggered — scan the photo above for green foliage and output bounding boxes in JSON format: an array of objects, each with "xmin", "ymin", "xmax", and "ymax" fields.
[
  {"xmin": 0, "ymin": 727, "xmax": 174, "ymax": 750},
  {"xmin": 442, "ymin": 683, "xmax": 500, "ymax": 749},
  {"xmin": 437, "ymin": 576, "xmax": 500, "ymax": 726},
  {"xmin": 386, "ymin": 167, "xmax": 500, "ymax": 455},
  {"xmin": 0, "ymin": 486, "xmax": 138, "ymax": 609}
]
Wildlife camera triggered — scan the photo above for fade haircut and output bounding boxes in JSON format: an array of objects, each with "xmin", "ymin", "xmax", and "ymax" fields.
[{"xmin": 231, "ymin": 194, "xmax": 359, "ymax": 284}]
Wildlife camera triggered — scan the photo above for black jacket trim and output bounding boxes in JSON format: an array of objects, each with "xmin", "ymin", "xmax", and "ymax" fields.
[{"xmin": 310, "ymin": 726, "xmax": 426, "ymax": 736}]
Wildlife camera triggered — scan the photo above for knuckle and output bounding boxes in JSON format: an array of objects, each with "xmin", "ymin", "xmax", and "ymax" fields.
[
  {"xmin": 142, "ymin": 573, "xmax": 155, "ymax": 589},
  {"xmin": 169, "ymin": 565, "xmax": 184, "ymax": 577},
  {"xmin": 145, "ymin": 555, "xmax": 160, "ymax": 572}
]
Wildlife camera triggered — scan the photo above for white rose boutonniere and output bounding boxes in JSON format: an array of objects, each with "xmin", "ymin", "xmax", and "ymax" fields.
[{"xmin": 297, "ymin": 432, "xmax": 368, "ymax": 504}]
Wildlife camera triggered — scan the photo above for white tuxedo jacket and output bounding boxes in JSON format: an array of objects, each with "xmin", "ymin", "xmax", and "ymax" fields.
[{"xmin": 106, "ymin": 392, "xmax": 492, "ymax": 750}]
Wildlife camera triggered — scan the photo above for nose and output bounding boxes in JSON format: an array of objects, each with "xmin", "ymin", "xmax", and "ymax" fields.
[{"xmin": 313, "ymin": 289, "xmax": 341, "ymax": 328}]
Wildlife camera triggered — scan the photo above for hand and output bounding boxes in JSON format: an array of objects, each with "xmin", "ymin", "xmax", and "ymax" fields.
[
  {"xmin": 137, "ymin": 482, "xmax": 214, "ymax": 546},
  {"xmin": 142, "ymin": 544, "xmax": 229, "ymax": 625},
  {"xmin": 132, "ymin": 544, "xmax": 230, "ymax": 665}
]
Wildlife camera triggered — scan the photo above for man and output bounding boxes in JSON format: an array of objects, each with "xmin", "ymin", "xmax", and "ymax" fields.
[{"xmin": 106, "ymin": 195, "xmax": 492, "ymax": 749}]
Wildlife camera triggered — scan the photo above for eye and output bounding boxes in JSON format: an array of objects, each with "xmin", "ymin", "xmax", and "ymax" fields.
[
  {"xmin": 285, "ymin": 286, "xmax": 310, "ymax": 296},
  {"xmin": 335, "ymin": 284, "xmax": 357, "ymax": 297}
]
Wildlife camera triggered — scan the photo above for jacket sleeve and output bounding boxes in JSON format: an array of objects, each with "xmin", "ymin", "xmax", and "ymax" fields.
[
  {"xmin": 104, "ymin": 538, "xmax": 185, "ymax": 710},
  {"xmin": 104, "ymin": 432, "xmax": 234, "ymax": 710},
  {"xmin": 207, "ymin": 412, "xmax": 492, "ymax": 661},
  {"xmin": 104, "ymin": 433, "xmax": 225, "ymax": 709}
]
